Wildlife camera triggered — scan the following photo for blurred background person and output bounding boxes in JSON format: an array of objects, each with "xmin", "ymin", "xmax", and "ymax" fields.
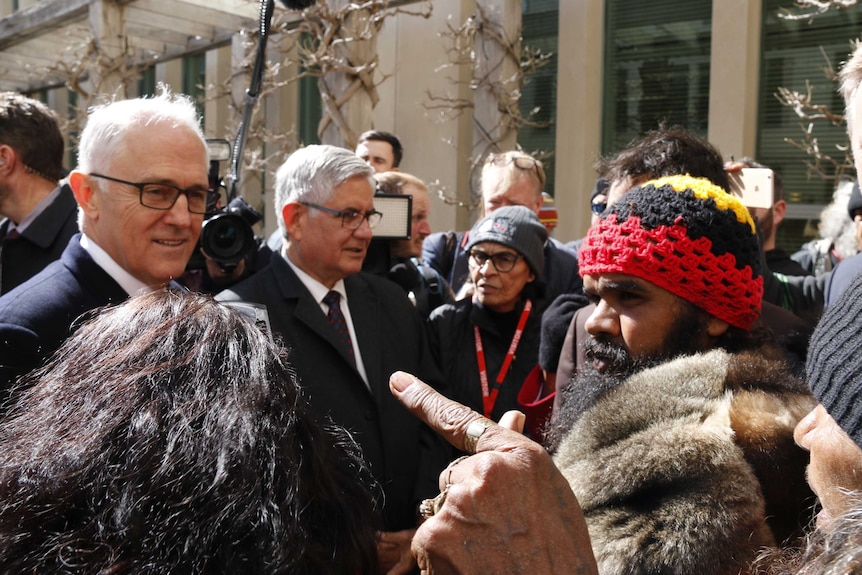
[
  {"xmin": 0, "ymin": 92, "xmax": 77, "ymax": 295},
  {"xmin": 374, "ymin": 170, "xmax": 454, "ymax": 318},
  {"xmin": 728, "ymin": 157, "xmax": 810, "ymax": 277},
  {"xmin": 792, "ymin": 179, "xmax": 860, "ymax": 276},
  {"xmin": 356, "ymin": 130, "xmax": 403, "ymax": 173},
  {"xmin": 0, "ymin": 290, "xmax": 378, "ymax": 573}
]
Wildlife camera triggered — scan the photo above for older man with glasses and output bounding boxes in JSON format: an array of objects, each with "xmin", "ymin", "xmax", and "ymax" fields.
[
  {"xmin": 0, "ymin": 90, "xmax": 210, "ymax": 393},
  {"xmin": 217, "ymin": 144, "xmax": 448, "ymax": 575}
]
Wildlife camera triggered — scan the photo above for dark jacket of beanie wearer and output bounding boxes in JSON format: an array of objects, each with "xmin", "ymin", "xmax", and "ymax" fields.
[{"xmin": 806, "ymin": 267, "xmax": 862, "ymax": 449}]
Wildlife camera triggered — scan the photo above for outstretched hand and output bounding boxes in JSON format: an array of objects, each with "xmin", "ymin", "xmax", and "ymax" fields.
[{"xmin": 389, "ymin": 371, "xmax": 598, "ymax": 575}]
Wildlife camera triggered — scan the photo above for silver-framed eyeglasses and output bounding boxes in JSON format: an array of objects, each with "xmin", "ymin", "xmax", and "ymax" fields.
[
  {"xmin": 301, "ymin": 202, "xmax": 383, "ymax": 230},
  {"xmin": 89, "ymin": 173, "xmax": 215, "ymax": 214},
  {"xmin": 468, "ymin": 249, "xmax": 522, "ymax": 273}
]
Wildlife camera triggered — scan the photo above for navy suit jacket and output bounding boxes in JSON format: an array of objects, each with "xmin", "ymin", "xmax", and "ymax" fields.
[
  {"xmin": 0, "ymin": 234, "xmax": 127, "ymax": 392},
  {"xmin": 0, "ymin": 183, "xmax": 79, "ymax": 294},
  {"xmin": 217, "ymin": 252, "xmax": 448, "ymax": 530}
]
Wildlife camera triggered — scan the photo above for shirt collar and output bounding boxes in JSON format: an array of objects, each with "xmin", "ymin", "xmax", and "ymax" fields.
[
  {"xmin": 79, "ymin": 234, "xmax": 149, "ymax": 296},
  {"xmin": 8, "ymin": 185, "xmax": 62, "ymax": 234},
  {"xmin": 283, "ymin": 250, "xmax": 348, "ymax": 304}
]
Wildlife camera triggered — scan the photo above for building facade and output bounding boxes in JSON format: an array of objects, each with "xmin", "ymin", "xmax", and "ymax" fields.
[{"xmin": 0, "ymin": 0, "xmax": 859, "ymax": 249}]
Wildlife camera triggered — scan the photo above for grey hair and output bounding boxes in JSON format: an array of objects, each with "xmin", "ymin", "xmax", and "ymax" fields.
[
  {"xmin": 481, "ymin": 151, "xmax": 545, "ymax": 200},
  {"xmin": 274, "ymin": 145, "xmax": 375, "ymax": 238},
  {"xmin": 76, "ymin": 86, "xmax": 207, "ymax": 174},
  {"xmin": 839, "ymin": 41, "xmax": 862, "ymax": 138},
  {"xmin": 819, "ymin": 179, "xmax": 858, "ymax": 260}
]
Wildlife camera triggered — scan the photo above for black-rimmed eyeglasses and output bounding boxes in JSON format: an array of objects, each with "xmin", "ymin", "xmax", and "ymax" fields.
[
  {"xmin": 301, "ymin": 202, "xmax": 383, "ymax": 230},
  {"xmin": 89, "ymin": 173, "xmax": 216, "ymax": 214},
  {"xmin": 468, "ymin": 249, "xmax": 522, "ymax": 273}
]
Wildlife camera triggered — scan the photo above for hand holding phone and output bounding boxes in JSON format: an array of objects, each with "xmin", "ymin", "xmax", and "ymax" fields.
[{"xmin": 727, "ymin": 168, "xmax": 774, "ymax": 209}]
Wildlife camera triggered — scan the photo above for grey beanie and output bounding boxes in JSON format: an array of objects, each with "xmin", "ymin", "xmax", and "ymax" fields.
[
  {"xmin": 806, "ymin": 267, "xmax": 862, "ymax": 449},
  {"xmin": 466, "ymin": 206, "xmax": 547, "ymax": 275}
]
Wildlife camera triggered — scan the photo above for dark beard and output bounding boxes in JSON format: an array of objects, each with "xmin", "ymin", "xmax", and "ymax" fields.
[{"xmin": 544, "ymin": 303, "xmax": 709, "ymax": 453}]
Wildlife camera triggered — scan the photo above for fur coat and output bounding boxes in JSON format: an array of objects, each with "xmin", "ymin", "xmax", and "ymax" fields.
[{"xmin": 553, "ymin": 349, "xmax": 816, "ymax": 575}]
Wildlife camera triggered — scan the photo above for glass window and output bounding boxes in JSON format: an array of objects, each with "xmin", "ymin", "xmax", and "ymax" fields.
[
  {"xmin": 602, "ymin": 0, "xmax": 712, "ymax": 154},
  {"xmin": 138, "ymin": 66, "xmax": 156, "ymax": 97},
  {"xmin": 520, "ymin": 0, "xmax": 559, "ymax": 196},
  {"xmin": 298, "ymin": 32, "xmax": 322, "ymax": 146},
  {"xmin": 182, "ymin": 52, "xmax": 207, "ymax": 124},
  {"xmin": 757, "ymin": 0, "xmax": 862, "ymax": 252}
]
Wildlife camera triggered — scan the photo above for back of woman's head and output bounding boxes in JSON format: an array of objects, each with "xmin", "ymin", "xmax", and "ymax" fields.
[{"xmin": 0, "ymin": 290, "xmax": 378, "ymax": 574}]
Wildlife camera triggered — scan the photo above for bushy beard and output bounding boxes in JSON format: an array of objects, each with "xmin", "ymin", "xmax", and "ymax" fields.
[{"xmin": 544, "ymin": 304, "xmax": 709, "ymax": 453}]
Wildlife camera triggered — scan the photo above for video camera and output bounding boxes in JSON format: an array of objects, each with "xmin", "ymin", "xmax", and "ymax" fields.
[{"xmin": 187, "ymin": 139, "xmax": 261, "ymax": 273}]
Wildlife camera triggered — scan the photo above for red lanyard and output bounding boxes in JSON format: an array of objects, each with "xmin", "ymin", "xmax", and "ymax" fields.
[{"xmin": 474, "ymin": 299, "xmax": 532, "ymax": 418}]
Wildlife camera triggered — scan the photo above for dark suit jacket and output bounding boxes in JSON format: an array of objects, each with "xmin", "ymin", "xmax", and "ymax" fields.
[
  {"xmin": 0, "ymin": 183, "xmax": 79, "ymax": 294},
  {"xmin": 216, "ymin": 252, "xmax": 448, "ymax": 530},
  {"xmin": 0, "ymin": 234, "xmax": 127, "ymax": 392}
]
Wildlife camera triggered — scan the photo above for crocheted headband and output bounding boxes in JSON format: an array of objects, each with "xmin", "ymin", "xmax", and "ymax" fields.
[{"xmin": 578, "ymin": 175, "xmax": 763, "ymax": 330}]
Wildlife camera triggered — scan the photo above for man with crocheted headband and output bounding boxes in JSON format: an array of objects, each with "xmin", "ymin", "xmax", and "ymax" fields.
[{"xmin": 542, "ymin": 174, "xmax": 816, "ymax": 575}]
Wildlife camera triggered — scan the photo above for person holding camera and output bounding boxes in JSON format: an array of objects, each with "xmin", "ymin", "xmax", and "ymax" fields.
[
  {"xmin": 0, "ymin": 89, "xmax": 210, "ymax": 394},
  {"xmin": 374, "ymin": 170, "xmax": 454, "ymax": 318}
]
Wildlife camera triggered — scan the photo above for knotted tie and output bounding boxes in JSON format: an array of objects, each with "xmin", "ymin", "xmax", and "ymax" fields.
[{"xmin": 323, "ymin": 290, "xmax": 355, "ymax": 366}]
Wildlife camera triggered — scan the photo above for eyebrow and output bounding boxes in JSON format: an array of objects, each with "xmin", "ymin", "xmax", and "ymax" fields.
[{"xmin": 585, "ymin": 278, "xmax": 647, "ymax": 295}]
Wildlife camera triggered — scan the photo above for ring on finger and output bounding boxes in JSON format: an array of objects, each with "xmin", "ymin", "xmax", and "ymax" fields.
[
  {"xmin": 419, "ymin": 484, "xmax": 451, "ymax": 519},
  {"xmin": 463, "ymin": 417, "xmax": 494, "ymax": 454}
]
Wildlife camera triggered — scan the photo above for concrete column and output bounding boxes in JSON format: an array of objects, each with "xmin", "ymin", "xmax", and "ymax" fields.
[
  {"xmin": 553, "ymin": 0, "xmax": 604, "ymax": 242},
  {"xmin": 708, "ymin": 0, "xmax": 762, "ymax": 160}
]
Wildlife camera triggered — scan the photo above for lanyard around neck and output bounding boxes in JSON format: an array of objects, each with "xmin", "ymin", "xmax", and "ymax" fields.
[{"xmin": 474, "ymin": 299, "xmax": 532, "ymax": 418}]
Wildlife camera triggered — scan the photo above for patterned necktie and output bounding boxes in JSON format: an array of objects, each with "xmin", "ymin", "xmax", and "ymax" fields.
[{"xmin": 323, "ymin": 290, "xmax": 355, "ymax": 366}]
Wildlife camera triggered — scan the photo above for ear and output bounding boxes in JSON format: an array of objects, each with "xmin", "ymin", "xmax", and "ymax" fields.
[
  {"xmin": 705, "ymin": 316, "xmax": 731, "ymax": 338},
  {"xmin": 282, "ymin": 203, "xmax": 304, "ymax": 240},
  {"xmin": 772, "ymin": 199, "xmax": 787, "ymax": 226},
  {"xmin": 68, "ymin": 171, "xmax": 99, "ymax": 219},
  {"xmin": 0, "ymin": 145, "xmax": 15, "ymax": 174},
  {"xmin": 527, "ymin": 269, "xmax": 537, "ymax": 283},
  {"xmin": 532, "ymin": 194, "xmax": 544, "ymax": 215}
]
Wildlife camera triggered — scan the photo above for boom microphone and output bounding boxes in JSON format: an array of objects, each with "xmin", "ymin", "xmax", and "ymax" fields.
[{"xmin": 278, "ymin": 0, "xmax": 316, "ymax": 9}]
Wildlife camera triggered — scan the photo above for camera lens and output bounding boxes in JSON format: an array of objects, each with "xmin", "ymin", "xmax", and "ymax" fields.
[{"xmin": 201, "ymin": 213, "xmax": 255, "ymax": 266}]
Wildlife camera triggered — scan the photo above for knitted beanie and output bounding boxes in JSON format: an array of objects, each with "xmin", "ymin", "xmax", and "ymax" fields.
[
  {"xmin": 466, "ymin": 205, "xmax": 547, "ymax": 275},
  {"xmin": 578, "ymin": 174, "xmax": 763, "ymax": 330},
  {"xmin": 847, "ymin": 181, "xmax": 862, "ymax": 220},
  {"xmin": 806, "ymin": 268, "xmax": 862, "ymax": 449}
]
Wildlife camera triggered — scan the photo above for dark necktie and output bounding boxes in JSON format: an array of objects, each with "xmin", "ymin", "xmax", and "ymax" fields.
[
  {"xmin": 4, "ymin": 229, "xmax": 20, "ymax": 241},
  {"xmin": 323, "ymin": 290, "xmax": 355, "ymax": 366}
]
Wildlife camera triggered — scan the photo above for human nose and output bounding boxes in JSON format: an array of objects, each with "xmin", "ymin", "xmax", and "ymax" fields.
[
  {"xmin": 163, "ymin": 193, "xmax": 194, "ymax": 227},
  {"xmin": 584, "ymin": 300, "xmax": 619, "ymax": 338},
  {"xmin": 352, "ymin": 215, "xmax": 374, "ymax": 238},
  {"xmin": 793, "ymin": 405, "xmax": 819, "ymax": 450},
  {"xmin": 418, "ymin": 220, "xmax": 432, "ymax": 236}
]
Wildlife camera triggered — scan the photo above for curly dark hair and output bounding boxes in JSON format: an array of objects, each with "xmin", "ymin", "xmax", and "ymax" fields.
[
  {"xmin": 0, "ymin": 290, "xmax": 379, "ymax": 574},
  {"xmin": 598, "ymin": 125, "xmax": 730, "ymax": 192}
]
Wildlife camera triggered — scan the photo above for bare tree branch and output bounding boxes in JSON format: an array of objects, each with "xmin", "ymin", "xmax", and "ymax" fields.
[{"xmin": 778, "ymin": 0, "xmax": 860, "ymax": 22}]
